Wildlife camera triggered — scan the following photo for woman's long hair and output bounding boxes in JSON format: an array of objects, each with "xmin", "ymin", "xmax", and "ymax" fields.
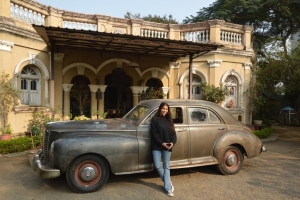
[{"xmin": 155, "ymin": 102, "xmax": 176, "ymax": 135}]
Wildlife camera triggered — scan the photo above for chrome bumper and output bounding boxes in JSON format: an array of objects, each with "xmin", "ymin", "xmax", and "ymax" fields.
[
  {"xmin": 261, "ymin": 145, "xmax": 267, "ymax": 152},
  {"xmin": 32, "ymin": 149, "xmax": 60, "ymax": 179}
]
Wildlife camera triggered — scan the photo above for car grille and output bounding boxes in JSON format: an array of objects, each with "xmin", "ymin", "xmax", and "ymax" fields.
[{"xmin": 43, "ymin": 130, "xmax": 50, "ymax": 162}]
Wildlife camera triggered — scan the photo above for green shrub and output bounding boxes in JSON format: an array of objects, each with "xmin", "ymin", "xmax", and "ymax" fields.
[
  {"xmin": 0, "ymin": 136, "xmax": 41, "ymax": 155},
  {"xmin": 253, "ymin": 127, "xmax": 272, "ymax": 139}
]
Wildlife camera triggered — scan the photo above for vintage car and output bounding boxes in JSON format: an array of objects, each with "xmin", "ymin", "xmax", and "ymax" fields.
[{"xmin": 32, "ymin": 99, "xmax": 267, "ymax": 193}]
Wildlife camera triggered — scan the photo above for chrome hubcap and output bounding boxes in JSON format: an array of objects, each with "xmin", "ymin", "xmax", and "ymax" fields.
[
  {"xmin": 80, "ymin": 167, "xmax": 96, "ymax": 181},
  {"xmin": 226, "ymin": 154, "xmax": 237, "ymax": 166}
]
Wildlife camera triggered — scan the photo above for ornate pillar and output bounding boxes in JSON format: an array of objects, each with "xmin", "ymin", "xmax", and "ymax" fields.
[
  {"xmin": 243, "ymin": 62, "xmax": 252, "ymax": 124},
  {"xmin": 53, "ymin": 53, "xmax": 64, "ymax": 109},
  {"xmin": 89, "ymin": 85, "xmax": 98, "ymax": 119},
  {"xmin": 162, "ymin": 87, "xmax": 169, "ymax": 99},
  {"xmin": 130, "ymin": 86, "xmax": 143, "ymax": 106},
  {"xmin": 98, "ymin": 85, "xmax": 107, "ymax": 117},
  {"xmin": 63, "ymin": 84, "xmax": 73, "ymax": 120},
  {"xmin": 207, "ymin": 60, "xmax": 222, "ymax": 85},
  {"xmin": 168, "ymin": 62, "xmax": 180, "ymax": 99}
]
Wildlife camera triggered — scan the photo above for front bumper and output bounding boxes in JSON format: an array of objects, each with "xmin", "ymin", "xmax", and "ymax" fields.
[
  {"xmin": 32, "ymin": 149, "xmax": 60, "ymax": 179},
  {"xmin": 261, "ymin": 145, "xmax": 267, "ymax": 152}
]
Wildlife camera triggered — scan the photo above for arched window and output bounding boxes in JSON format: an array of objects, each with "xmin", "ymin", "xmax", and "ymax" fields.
[
  {"xmin": 224, "ymin": 75, "xmax": 238, "ymax": 108},
  {"xmin": 185, "ymin": 75, "xmax": 202, "ymax": 99},
  {"xmin": 20, "ymin": 66, "xmax": 41, "ymax": 105}
]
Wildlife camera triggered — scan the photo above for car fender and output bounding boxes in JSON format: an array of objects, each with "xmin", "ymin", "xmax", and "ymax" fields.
[
  {"xmin": 50, "ymin": 134, "xmax": 139, "ymax": 174},
  {"xmin": 213, "ymin": 131, "xmax": 263, "ymax": 162}
]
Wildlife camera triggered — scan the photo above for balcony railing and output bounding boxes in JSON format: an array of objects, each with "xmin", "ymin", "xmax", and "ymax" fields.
[
  {"xmin": 62, "ymin": 21, "xmax": 97, "ymax": 31},
  {"xmin": 10, "ymin": 3, "xmax": 45, "ymax": 25},
  {"xmin": 220, "ymin": 30, "xmax": 242, "ymax": 44},
  {"xmin": 181, "ymin": 30, "xmax": 210, "ymax": 43},
  {"xmin": 9, "ymin": 0, "xmax": 251, "ymax": 49},
  {"xmin": 140, "ymin": 29, "xmax": 168, "ymax": 39}
]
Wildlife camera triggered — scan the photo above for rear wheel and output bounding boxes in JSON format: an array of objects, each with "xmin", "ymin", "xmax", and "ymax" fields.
[
  {"xmin": 216, "ymin": 146, "xmax": 244, "ymax": 175},
  {"xmin": 66, "ymin": 155, "xmax": 109, "ymax": 193}
]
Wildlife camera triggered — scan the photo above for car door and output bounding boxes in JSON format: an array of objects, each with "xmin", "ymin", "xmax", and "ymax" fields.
[
  {"xmin": 188, "ymin": 107, "xmax": 227, "ymax": 164},
  {"xmin": 137, "ymin": 106, "xmax": 189, "ymax": 170},
  {"xmin": 169, "ymin": 106, "xmax": 189, "ymax": 168}
]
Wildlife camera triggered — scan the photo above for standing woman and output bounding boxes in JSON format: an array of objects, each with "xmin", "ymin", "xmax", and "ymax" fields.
[{"xmin": 151, "ymin": 102, "xmax": 177, "ymax": 197}]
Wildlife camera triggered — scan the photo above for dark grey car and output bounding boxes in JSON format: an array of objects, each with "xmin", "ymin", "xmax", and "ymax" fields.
[{"xmin": 32, "ymin": 99, "xmax": 266, "ymax": 193}]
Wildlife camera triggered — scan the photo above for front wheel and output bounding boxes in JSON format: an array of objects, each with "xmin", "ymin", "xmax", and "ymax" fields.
[
  {"xmin": 216, "ymin": 146, "xmax": 244, "ymax": 175},
  {"xmin": 66, "ymin": 155, "xmax": 109, "ymax": 193}
]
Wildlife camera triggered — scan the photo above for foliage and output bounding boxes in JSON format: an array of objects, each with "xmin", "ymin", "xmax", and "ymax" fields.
[
  {"xmin": 0, "ymin": 123, "xmax": 13, "ymax": 134},
  {"xmin": 124, "ymin": 11, "xmax": 179, "ymax": 24},
  {"xmin": 0, "ymin": 136, "xmax": 40, "ymax": 155},
  {"xmin": 27, "ymin": 108, "xmax": 63, "ymax": 136},
  {"xmin": 253, "ymin": 127, "xmax": 272, "ymax": 139},
  {"xmin": 146, "ymin": 87, "xmax": 164, "ymax": 99},
  {"xmin": 99, "ymin": 112, "xmax": 108, "ymax": 119},
  {"xmin": 0, "ymin": 71, "xmax": 19, "ymax": 130},
  {"xmin": 183, "ymin": 0, "xmax": 300, "ymax": 57},
  {"xmin": 200, "ymin": 82, "xmax": 227, "ymax": 104},
  {"xmin": 70, "ymin": 80, "xmax": 91, "ymax": 116},
  {"xmin": 73, "ymin": 115, "xmax": 90, "ymax": 120}
]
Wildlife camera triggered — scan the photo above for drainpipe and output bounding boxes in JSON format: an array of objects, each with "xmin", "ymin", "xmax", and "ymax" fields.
[{"xmin": 189, "ymin": 53, "xmax": 193, "ymax": 99}]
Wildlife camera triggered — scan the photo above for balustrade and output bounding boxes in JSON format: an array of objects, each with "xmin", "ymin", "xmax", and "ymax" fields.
[
  {"xmin": 10, "ymin": 3, "xmax": 45, "ymax": 25},
  {"xmin": 220, "ymin": 31, "xmax": 242, "ymax": 44},
  {"xmin": 140, "ymin": 29, "xmax": 168, "ymax": 39},
  {"xmin": 181, "ymin": 30, "xmax": 210, "ymax": 43},
  {"xmin": 63, "ymin": 21, "xmax": 97, "ymax": 31}
]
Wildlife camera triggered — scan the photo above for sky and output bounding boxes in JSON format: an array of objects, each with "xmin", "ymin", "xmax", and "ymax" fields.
[{"xmin": 36, "ymin": 0, "xmax": 216, "ymax": 23}]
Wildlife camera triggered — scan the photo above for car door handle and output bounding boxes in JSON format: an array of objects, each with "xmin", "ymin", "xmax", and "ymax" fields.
[
  {"xmin": 177, "ymin": 128, "xmax": 187, "ymax": 132},
  {"xmin": 218, "ymin": 128, "xmax": 225, "ymax": 130}
]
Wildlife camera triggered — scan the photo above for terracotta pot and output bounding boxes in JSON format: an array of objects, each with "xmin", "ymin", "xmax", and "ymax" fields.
[
  {"xmin": 253, "ymin": 120, "xmax": 263, "ymax": 125},
  {"xmin": 1, "ymin": 134, "xmax": 12, "ymax": 140}
]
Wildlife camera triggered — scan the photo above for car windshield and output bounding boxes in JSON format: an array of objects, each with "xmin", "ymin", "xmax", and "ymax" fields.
[{"xmin": 123, "ymin": 105, "xmax": 150, "ymax": 124}]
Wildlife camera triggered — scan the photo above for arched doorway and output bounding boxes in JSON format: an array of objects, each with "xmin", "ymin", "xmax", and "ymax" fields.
[
  {"xmin": 145, "ymin": 78, "xmax": 163, "ymax": 99},
  {"xmin": 104, "ymin": 68, "xmax": 133, "ymax": 118},
  {"xmin": 70, "ymin": 75, "xmax": 91, "ymax": 119}
]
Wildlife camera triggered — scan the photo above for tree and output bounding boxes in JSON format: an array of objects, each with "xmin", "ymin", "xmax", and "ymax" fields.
[
  {"xmin": 124, "ymin": 11, "xmax": 179, "ymax": 24},
  {"xmin": 183, "ymin": 0, "xmax": 300, "ymax": 58},
  {"xmin": 200, "ymin": 82, "xmax": 227, "ymax": 104},
  {"xmin": 0, "ymin": 72, "xmax": 19, "ymax": 129},
  {"xmin": 183, "ymin": 0, "xmax": 300, "ymax": 114},
  {"xmin": 70, "ymin": 80, "xmax": 90, "ymax": 116}
]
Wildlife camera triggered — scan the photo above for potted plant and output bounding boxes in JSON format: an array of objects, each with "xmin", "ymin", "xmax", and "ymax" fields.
[
  {"xmin": 252, "ymin": 96, "xmax": 264, "ymax": 125},
  {"xmin": 0, "ymin": 123, "xmax": 13, "ymax": 140}
]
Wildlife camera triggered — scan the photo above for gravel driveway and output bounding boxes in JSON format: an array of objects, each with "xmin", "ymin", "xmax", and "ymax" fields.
[{"xmin": 0, "ymin": 126, "xmax": 299, "ymax": 200}]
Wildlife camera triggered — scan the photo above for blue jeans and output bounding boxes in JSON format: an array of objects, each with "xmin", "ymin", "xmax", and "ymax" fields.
[{"xmin": 152, "ymin": 150, "xmax": 172, "ymax": 192}]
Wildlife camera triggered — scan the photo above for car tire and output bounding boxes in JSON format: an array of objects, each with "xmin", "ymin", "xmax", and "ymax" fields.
[
  {"xmin": 216, "ymin": 146, "xmax": 244, "ymax": 175},
  {"xmin": 66, "ymin": 155, "xmax": 109, "ymax": 193}
]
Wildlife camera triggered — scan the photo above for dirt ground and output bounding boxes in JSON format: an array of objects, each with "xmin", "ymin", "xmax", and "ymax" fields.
[{"xmin": 0, "ymin": 125, "xmax": 299, "ymax": 200}]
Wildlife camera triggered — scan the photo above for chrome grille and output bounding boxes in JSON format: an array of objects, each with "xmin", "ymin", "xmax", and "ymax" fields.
[{"xmin": 43, "ymin": 130, "xmax": 50, "ymax": 162}]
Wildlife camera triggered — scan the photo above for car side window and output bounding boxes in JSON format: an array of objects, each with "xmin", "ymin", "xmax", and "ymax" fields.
[
  {"xmin": 170, "ymin": 107, "xmax": 183, "ymax": 124},
  {"xmin": 208, "ymin": 110, "xmax": 221, "ymax": 123},
  {"xmin": 142, "ymin": 107, "xmax": 183, "ymax": 125},
  {"xmin": 188, "ymin": 108, "xmax": 208, "ymax": 123}
]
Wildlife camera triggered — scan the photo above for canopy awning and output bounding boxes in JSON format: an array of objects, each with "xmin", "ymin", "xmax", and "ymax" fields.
[{"xmin": 32, "ymin": 25, "xmax": 222, "ymax": 59}]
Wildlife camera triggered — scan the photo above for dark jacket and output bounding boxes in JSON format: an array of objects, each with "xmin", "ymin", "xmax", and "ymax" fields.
[{"xmin": 150, "ymin": 116, "xmax": 177, "ymax": 151}]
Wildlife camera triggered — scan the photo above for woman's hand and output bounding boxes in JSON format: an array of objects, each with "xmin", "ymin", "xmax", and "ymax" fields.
[{"xmin": 162, "ymin": 142, "xmax": 174, "ymax": 150}]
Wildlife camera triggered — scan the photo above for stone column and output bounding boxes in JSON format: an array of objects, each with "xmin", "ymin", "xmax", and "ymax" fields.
[
  {"xmin": 243, "ymin": 62, "xmax": 252, "ymax": 124},
  {"xmin": 53, "ymin": 53, "xmax": 64, "ymax": 109},
  {"xmin": 162, "ymin": 87, "xmax": 169, "ymax": 99},
  {"xmin": 89, "ymin": 85, "xmax": 98, "ymax": 119},
  {"xmin": 63, "ymin": 84, "xmax": 73, "ymax": 120},
  {"xmin": 208, "ymin": 19, "xmax": 224, "ymax": 44},
  {"xmin": 207, "ymin": 60, "xmax": 222, "ymax": 85},
  {"xmin": 130, "ymin": 86, "xmax": 143, "ymax": 106},
  {"xmin": 243, "ymin": 25, "xmax": 254, "ymax": 51},
  {"xmin": 98, "ymin": 85, "xmax": 107, "ymax": 117},
  {"xmin": 168, "ymin": 62, "xmax": 180, "ymax": 98}
]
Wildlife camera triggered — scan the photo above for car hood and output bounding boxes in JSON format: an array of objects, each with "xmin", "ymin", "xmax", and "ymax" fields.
[{"xmin": 45, "ymin": 118, "xmax": 136, "ymax": 133}]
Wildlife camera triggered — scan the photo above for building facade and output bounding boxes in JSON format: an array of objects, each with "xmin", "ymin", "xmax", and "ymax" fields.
[{"xmin": 0, "ymin": 0, "xmax": 255, "ymax": 134}]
